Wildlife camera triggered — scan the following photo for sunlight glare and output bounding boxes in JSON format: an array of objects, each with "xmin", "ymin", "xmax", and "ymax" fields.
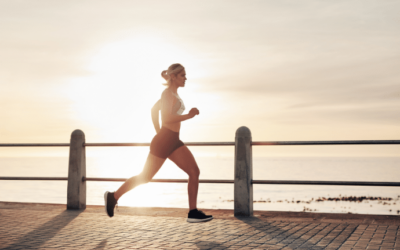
[
  {"xmin": 65, "ymin": 36, "xmax": 207, "ymax": 142},
  {"xmin": 63, "ymin": 36, "xmax": 214, "ymax": 206}
]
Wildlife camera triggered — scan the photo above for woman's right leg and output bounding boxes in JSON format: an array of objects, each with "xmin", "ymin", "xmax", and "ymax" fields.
[{"xmin": 114, "ymin": 153, "xmax": 166, "ymax": 200}]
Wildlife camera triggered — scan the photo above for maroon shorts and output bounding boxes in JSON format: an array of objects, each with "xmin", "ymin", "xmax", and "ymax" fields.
[{"xmin": 150, "ymin": 127, "xmax": 184, "ymax": 159}]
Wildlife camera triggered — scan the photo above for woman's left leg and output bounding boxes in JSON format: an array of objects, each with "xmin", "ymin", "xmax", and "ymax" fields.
[{"xmin": 168, "ymin": 145, "xmax": 200, "ymax": 210}]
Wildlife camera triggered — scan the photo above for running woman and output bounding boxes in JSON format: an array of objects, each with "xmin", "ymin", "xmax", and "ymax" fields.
[{"xmin": 104, "ymin": 63, "xmax": 213, "ymax": 223}]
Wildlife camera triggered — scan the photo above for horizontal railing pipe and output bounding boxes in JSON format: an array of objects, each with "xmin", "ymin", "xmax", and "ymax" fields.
[
  {"xmin": 84, "ymin": 142, "xmax": 235, "ymax": 147},
  {"xmin": 91, "ymin": 141, "xmax": 392, "ymax": 147},
  {"xmin": 83, "ymin": 177, "xmax": 234, "ymax": 183},
  {"xmin": 252, "ymin": 180, "xmax": 400, "ymax": 186},
  {"xmin": 85, "ymin": 143, "xmax": 149, "ymax": 147},
  {"xmin": 252, "ymin": 140, "xmax": 400, "ymax": 146},
  {"xmin": 0, "ymin": 177, "xmax": 68, "ymax": 181},
  {"xmin": 0, "ymin": 143, "xmax": 70, "ymax": 147},
  {"xmin": 1, "ymin": 177, "xmax": 399, "ymax": 187},
  {"xmin": 1, "ymin": 140, "xmax": 398, "ymax": 147}
]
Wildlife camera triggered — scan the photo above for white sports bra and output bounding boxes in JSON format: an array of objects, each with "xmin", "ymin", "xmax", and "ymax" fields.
[{"xmin": 172, "ymin": 92, "xmax": 185, "ymax": 115}]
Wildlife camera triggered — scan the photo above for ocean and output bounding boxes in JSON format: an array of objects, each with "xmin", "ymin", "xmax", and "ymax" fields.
[{"xmin": 1, "ymin": 154, "xmax": 399, "ymax": 215}]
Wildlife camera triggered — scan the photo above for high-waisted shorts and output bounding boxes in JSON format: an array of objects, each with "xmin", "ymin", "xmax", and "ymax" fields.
[{"xmin": 150, "ymin": 127, "xmax": 185, "ymax": 159}]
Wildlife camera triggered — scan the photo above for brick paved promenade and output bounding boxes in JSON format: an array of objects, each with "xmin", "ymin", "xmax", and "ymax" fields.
[{"xmin": 1, "ymin": 202, "xmax": 400, "ymax": 250}]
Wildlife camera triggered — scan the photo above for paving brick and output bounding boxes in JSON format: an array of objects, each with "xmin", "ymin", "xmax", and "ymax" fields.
[{"xmin": 2, "ymin": 203, "xmax": 400, "ymax": 249}]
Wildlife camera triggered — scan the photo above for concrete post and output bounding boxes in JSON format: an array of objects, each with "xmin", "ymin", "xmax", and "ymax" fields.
[
  {"xmin": 234, "ymin": 126, "xmax": 253, "ymax": 217},
  {"xmin": 67, "ymin": 129, "xmax": 86, "ymax": 210}
]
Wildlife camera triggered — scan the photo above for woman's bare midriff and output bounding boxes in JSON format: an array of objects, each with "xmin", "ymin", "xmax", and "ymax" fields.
[{"xmin": 162, "ymin": 122, "xmax": 181, "ymax": 133}]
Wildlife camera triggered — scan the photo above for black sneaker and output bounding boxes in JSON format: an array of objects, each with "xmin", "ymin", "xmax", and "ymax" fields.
[
  {"xmin": 104, "ymin": 191, "xmax": 117, "ymax": 217},
  {"xmin": 187, "ymin": 209, "xmax": 213, "ymax": 223}
]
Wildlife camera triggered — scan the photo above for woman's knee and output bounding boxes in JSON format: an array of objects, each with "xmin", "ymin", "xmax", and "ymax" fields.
[
  {"xmin": 189, "ymin": 165, "xmax": 200, "ymax": 179},
  {"xmin": 138, "ymin": 172, "xmax": 152, "ymax": 184}
]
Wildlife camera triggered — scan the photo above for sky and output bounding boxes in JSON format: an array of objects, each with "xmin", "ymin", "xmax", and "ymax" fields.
[{"xmin": 1, "ymin": 0, "xmax": 399, "ymax": 157}]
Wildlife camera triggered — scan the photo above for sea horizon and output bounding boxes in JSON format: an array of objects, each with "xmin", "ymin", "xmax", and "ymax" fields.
[{"xmin": 1, "ymin": 156, "xmax": 399, "ymax": 215}]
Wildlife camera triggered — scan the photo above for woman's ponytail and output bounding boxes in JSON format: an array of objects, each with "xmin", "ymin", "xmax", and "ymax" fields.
[{"xmin": 161, "ymin": 70, "xmax": 169, "ymax": 81}]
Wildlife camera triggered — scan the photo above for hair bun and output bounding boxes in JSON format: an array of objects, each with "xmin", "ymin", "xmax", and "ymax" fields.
[
  {"xmin": 161, "ymin": 70, "xmax": 169, "ymax": 81},
  {"xmin": 161, "ymin": 64, "xmax": 184, "ymax": 87}
]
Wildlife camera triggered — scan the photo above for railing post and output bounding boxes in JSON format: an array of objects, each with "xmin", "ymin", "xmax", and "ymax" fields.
[
  {"xmin": 67, "ymin": 129, "xmax": 86, "ymax": 210},
  {"xmin": 234, "ymin": 126, "xmax": 253, "ymax": 217}
]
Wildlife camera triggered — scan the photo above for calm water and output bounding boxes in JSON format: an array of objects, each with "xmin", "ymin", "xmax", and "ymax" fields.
[{"xmin": 1, "ymin": 155, "xmax": 399, "ymax": 215}]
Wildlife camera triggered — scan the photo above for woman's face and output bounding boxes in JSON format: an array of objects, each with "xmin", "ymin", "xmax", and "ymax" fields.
[{"xmin": 172, "ymin": 69, "xmax": 186, "ymax": 88}]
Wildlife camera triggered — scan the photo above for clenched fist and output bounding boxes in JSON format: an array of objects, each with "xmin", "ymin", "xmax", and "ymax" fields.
[{"xmin": 188, "ymin": 108, "xmax": 200, "ymax": 118}]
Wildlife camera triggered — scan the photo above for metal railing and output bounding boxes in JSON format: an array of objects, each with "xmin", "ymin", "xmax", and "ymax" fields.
[
  {"xmin": 2, "ymin": 139, "xmax": 398, "ymax": 147},
  {"xmin": 1, "ymin": 127, "xmax": 399, "ymax": 216}
]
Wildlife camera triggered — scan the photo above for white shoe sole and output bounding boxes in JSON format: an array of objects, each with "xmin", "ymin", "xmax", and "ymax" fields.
[
  {"xmin": 104, "ymin": 191, "xmax": 109, "ymax": 216},
  {"xmin": 187, "ymin": 216, "xmax": 213, "ymax": 223}
]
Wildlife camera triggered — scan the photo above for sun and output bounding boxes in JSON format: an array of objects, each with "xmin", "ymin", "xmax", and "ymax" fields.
[
  {"xmin": 61, "ymin": 35, "xmax": 220, "ymax": 207},
  {"xmin": 64, "ymin": 35, "xmax": 206, "ymax": 143}
]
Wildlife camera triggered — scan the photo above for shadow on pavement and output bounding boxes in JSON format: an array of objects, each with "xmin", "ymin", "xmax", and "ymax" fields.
[
  {"xmin": 236, "ymin": 217, "xmax": 324, "ymax": 250},
  {"xmin": 2, "ymin": 209, "xmax": 82, "ymax": 250},
  {"xmin": 195, "ymin": 240, "xmax": 224, "ymax": 249},
  {"xmin": 193, "ymin": 216, "xmax": 305, "ymax": 250},
  {"xmin": 93, "ymin": 239, "xmax": 107, "ymax": 249}
]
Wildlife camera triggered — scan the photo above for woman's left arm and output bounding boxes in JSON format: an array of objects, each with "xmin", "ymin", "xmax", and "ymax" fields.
[{"xmin": 151, "ymin": 99, "xmax": 161, "ymax": 133}]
